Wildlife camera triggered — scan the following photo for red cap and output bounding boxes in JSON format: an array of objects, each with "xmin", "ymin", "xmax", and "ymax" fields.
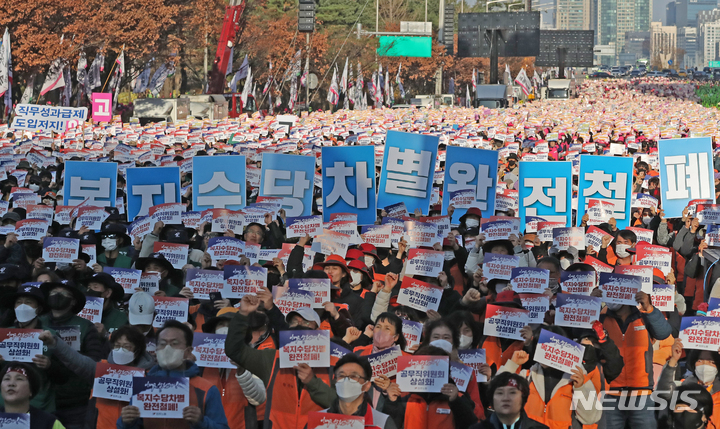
[
  {"xmin": 320, "ymin": 254, "xmax": 351, "ymax": 277},
  {"xmin": 652, "ymin": 268, "xmax": 666, "ymax": 284},
  {"xmin": 345, "ymin": 248, "xmax": 365, "ymax": 261},
  {"xmin": 358, "ymin": 243, "xmax": 380, "ymax": 260}
]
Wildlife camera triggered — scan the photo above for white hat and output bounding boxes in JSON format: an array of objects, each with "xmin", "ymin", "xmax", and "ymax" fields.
[
  {"xmin": 286, "ymin": 307, "xmax": 321, "ymax": 328},
  {"xmin": 129, "ymin": 291, "xmax": 155, "ymax": 325}
]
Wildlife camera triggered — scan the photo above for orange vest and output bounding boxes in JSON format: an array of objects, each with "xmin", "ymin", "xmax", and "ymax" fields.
[
  {"xmin": 482, "ymin": 337, "xmax": 524, "ymax": 372},
  {"xmin": 202, "ymin": 368, "xmax": 256, "ymax": 429},
  {"xmin": 710, "ymin": 388, "xmax": 720, "ymax": 429},
  {"xmin": 264, "ymin": 351, "xmax": 330, "ymax": 429},
  {"xmin": 189, "ymin": 304, "xmax": 207, "ymax": 333},
  {"xmin": 91, "ymin": 397, "xmax": 125, "ymax": 429},
  {"xmin": 404, "ymin": 394, "xmax": 456, "ymax": 429},
  {"xmin": 144, "ymin": 376, "xmax": 216, "ymax": 429},
  {"xmin": 353, "ymin": 344, "xmax": 374, "ymax": 356},
  {"xmin": 449, "ymin": 263, "xmax": 466, "ymax": 296},
  {"xmin": 603, "ymin": 314, "xmax": 654, "ymax": 391},
  {"xmin": 523, "ymin": 372, "xmax": 575, "ymax": 429},
  {"xmin": 254, "ymin": 334, "xmax": 276, "ymax": 423}
]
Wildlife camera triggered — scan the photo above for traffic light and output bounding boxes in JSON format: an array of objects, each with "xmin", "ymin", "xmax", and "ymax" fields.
[
  {"xmin": 443, "ymin": 3, "xmax": 454, "ymax": 55},
  {"xmin": 299, "ymin": 0, "xmax": 315, "ymax": 33}
]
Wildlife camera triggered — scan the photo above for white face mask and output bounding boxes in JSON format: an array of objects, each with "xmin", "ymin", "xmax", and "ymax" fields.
[
  {"xmin": 560, "ymin": 258, "xmax": 571, "ymax": 270},
  {"xmin": 364, "ymin": 256, "xmax": 375, "ymax": 268},
  {"xmin": 215, "ymin": 327, "xmax": 229, "ymax": 335},
  {"xmin": 156, "ymin": 346, "xmax": 186, "ymax": 370},
  {"xmin": 465, "ymin": 218, "xmax": 480, "ymax": 228},
  {"xmin": 606, "ymin": 303, "xmax": 623, "ymax": 311},
  {"xmin": 615, "ymin": 244, "xmax": 631, "ymax": 258},
  {"xmin": 28, "ymin": 184, "xmax": 40, "ymax": 192},
  {"xmin": 102, "ymin": 238, "xmax": 119, "ymax": 251},
  {"xmin": 696, "ymin": 364, "xmax": 718, "ymax": 384},
  {"xmin": 350, "ymin": 271, "xmax": 363, "ymax": 286},
  {"xmin": 642, "ymin": 216, "xmax": 652, "ymax": 224},
  {"xmin": 14, "ymin": 304, "xmax": 37, "ymax": 323},
  {"xmin": 444, "ymin": 251, "xmax": 455, "ymax": 261},
  {"xmin": 112, "ymin": 347, "xmax": 136, "ymax": 365},
  {"xmin": 429, "ymin": 339, "xmax": 453, "ymax": 354},
  {"xmin": 459, "ymin": 334, "xmax": 473, "ymax": 350},
  {"xmin": 335, "ymin": 377, "xmax": 365, "ymax": 402}
]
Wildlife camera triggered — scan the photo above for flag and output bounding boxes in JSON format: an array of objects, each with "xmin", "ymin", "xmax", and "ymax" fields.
[
  {"xmin": 0, "ymin": 27, "xmax": 10, "ymax": 98},
  {"xmin": 504, "ymin": 64, "xmax": 511, "ymax": 85},
  {"xmin": 396, "ymin": 64, "xmax": 405, "ymax": 99},
  {"xmin": 20, "ymin": 74, "xmax": 34, "ymax": 104},
  {"xmin": 281, "ymin": 50, "xmax": 301, "ymax": 84},
  {"xmin": 514, "ymin": 67, "xmax": 532, "ymax": 96},
  {"xmin": 356, "ymin": 62, "xmax": 364, "ymax": 109},
  {"xmin": 466, "ymin": 85, "xmax": 471, "ymax": 108},
  {"xmin": 149, "ymin": 63, "xmax": 170, "ymax": 96},
  {"xmin": 448, "ymin": 77, "xmax": 455, "ymax": 95},
  {"xmin": 263, "ymin": 60, "xmax": 273, "ymax": 95},
  {"xmin": 77, "ymin": 51, "xmax": 88, "ymax": 104},
  {"xmin": 300, "ymin": 58, "xmax": 308, "ymax": 87},
  {"xmin": 62, "ymin": 66, "xmax": 72, "ymax": 107},
  {"xmin": 340, "ymin": 58, "xmax": 348, "ymax": 95},
  {"xmin": 240, "ymin": 65, "xmax": 253, "ymax": 106},
  {"xmin": 233, "ymin": 55, "xmax": 249, "ymax": 83},
  {"xmin": 533, "ymin": 70, "xmax": 542, "ymax": 89},
  {"xmin": 134, "ymin": 62, "xmax": 152, "ymax": 93},
  {"xmin": 40, "ymin": 59, "xmax": 66, "ymax": 96},
  {"xmin": 226, "ymin": 47, "xmax": 234, "ymax": 76},
  {"xmin": 88, "ymin": 52, "xmax": 104, "ymax": 92},
  {"xmin": 111, "ymin": 46, "xmax": 125, "ymax": 109},
  {"xmin": 384, "ymin": 69, "xmax": 390, "ymax": 104},
  {"xmin": 370, "ymin": 72, "xmax": 377, "ymax": 104},
  {"xmin": 472, "ymin": 68, "xmax": 477, "ymax": 91},
  {"xmin": 327, "ymin": 67, "xmax": 339, "ymax": 105},
  {"xmin": 289, "ymin": 75, "xmax": 298, "ymax": 110}
]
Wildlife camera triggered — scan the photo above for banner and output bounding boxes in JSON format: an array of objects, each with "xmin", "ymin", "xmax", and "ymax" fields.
[
  {"xmin": 483, "ymin": 304, "xmax": 530, "ymax": 341},
  {"xmin": 0, "ymin": 329, "xmax": 43, "ymax": 363},
  {"xmin": 321, "ymin": 146, "xmax": 376, "ymax": 225},
  {"xmin": 481, "ymin": 220, "xmax": 514, "ymax": 241},
  {"xmin": 403, "ymin": 220, "xmax": 439, "ymax": 248},
  {"xmin": 192, "ymin": 155, "xmax": 246, "ymax": 211},
  {"xmin": 206, "ymin": 237, "xmax": 245, "ymax": 264},
  {"xmin": 93, "ymin": 362, "xmax": 144, "ymax": 401},
  {"xmin": 63, "ymin": 161, "xmax": 118, "ymax": 207},
  {"xmin": 272, "ymin": 285, "xmax": 314, "ymax": 315},
  {"xmin": 658, "ymin": 137, "xmax": 714, "ymax": 218},
  {"xmin": 132, "ymin": 376, "xmax": 189, "ymax": 418},
  {"xmin": 279, "ymin": 330, "xmax": 330, "ymax": 368},
  {"xmin": 634, "ymin": 243, "xmax": 673, "ymax": 275},
  {"xmin": 519, "ymin": 161, "xmax": 572, "ymax": 226},
  {"xmin": 615, "ymin": 265, "xmax": 653, "ymax": 294},
  {"xmin": 518, "ymin": 293, "xmax": 550, "ymax": 324},
  {"xmin": 560, "ymin": 271, "xmax": 595, "ymax": 295},
  {"xmin": 360, "ymin": 224, "xmax": 392, "ymax": 248},
  {"xmin": 260, "ymin": 153, "xmax": 315, "ymax": 217},
  {"xmin": 307, "ymin": 412, "xmax": 363, "ymax": 429},
  {"xmin": 697, "ymin": 204, "xmax": 720, "ymax": 225},
  {"xmin": 402, "ymin": 319, "xmax": 423, "ymax": 352},
  {"xmin": 577, "ymin": 155, "xmax": 633, "ymax": 228},
  {"xmin": 185, "ymin": 269, "xmax": 224, "ymax": 300},
  {"xmin": 458, "ymin": 349, "xmax": 488, "ymax": 382},
  {"xmin": 651, "ymin": 284, "xmax": 675, "ymax": 312},
  {"xmin": 442, "ymin": 146, "xmax": 498, "ymax": 222},
  {"xmin": 192, "ymin": 333, "xmax": 234, "ymax": 368},
  {"xmin": 152, "ymin": 297, "xmax": 189, "ymax": 328},
  {"xmin": 377, "ymin": 131, "xmax": 439, "ymax": 215},
  {"xmin": 483, "ymin": 253, "xmax": 520, "ymax": 281},
  {"xmin": 149, "ymin": 203, "xmax": 184, "ymax": 225},
  {"xmin": 126, "ymin": 167, "xmax": 181, "ymax": 220},
  {"xmin": 450, "ymin": 361, "xmax": 474, "ymax": 392},
  {"xmin": 627, "ymin": 227, "xmax": 653, "ymax": 245},
  {"xmin": 223, "ymin": 265, "xmax": 267, "ymax": 298},
  {"xmin": 598, "ymin": 272, "xmax": 641, "ymax": 306},
  {"xmin": 367, "ymin": 345, "xmax": 402, "ymax": 378},
  {"xmin": 152, "ymin": 242, "xmax": 188, "ymax": 270},
  {"xmin": 290, "ymin": 277, "xmax": 332, "ymax": 309},
  {"xmin": 15, "ymin": 219, "xmax": 48, "ymax": 241},
  {"xmin": 79, "ymin": 297, "xmax": 103, "ymax": 324},
  {"xmin": 396, "ymin": 276, "xmax": 443, "ymax": 313},
  {"xmin": 510, "ymin": 267, "xmax": 549, "ymax": 293},
  {"xmin": 552, "ymin": 227, "xmax": 585, "ymax": 250},
  {"xmin": 397, "ymin": 355, "xmax": 449, "ymax": 393},
  {"xmin": 534, "ymin": 329, "xmax": 584, "ymax": 374},
  {"xmin": 554, "ymin": 293, "xmax": 602, "ymax": 329},
  {"xmin": 286, "ymin": 215, "xmax": 323, "ymax": 238},
  {"xmin": 406, "ymin": 249, "xmax": 444, "ymax": 277},
  {"xmin": 679, "ymin": 316, "xmax": 720, "ymax": 351},
  {"xmin": 104, "ymin": 267, "xmax": 141, "ymax": 294},
  {"xmin": 42, "ymin": 237, "xmax": 79, "ymax": 263}
]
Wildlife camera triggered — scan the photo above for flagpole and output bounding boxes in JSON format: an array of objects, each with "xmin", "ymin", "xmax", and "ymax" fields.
[{"xmin": 101, "ymin": 50, "xmax": 120, "ymax": 93}]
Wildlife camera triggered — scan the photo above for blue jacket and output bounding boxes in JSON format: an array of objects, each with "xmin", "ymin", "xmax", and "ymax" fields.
[{"xmin": 117, "ymin": 361, "xmax": 230, "ymax": 429}]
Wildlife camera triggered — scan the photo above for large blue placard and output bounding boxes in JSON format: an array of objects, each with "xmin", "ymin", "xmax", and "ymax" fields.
[
  {"xmin": 63, "ymin": 161, "xmax": 117, "ymax": 207},
  {"xmin": 192, "ymin": 155, "xmax": 246, "ymax": 211},
  {"xmin": 658, "ymin": 137, "xmax": 715, "ymax": 218},
  {"xmin": 321, "ymin": 146, "xmax": 376, "ymax": 225},
  {"xmin": 518, "ymin": 161, "xmax": 572, "ymax": 227},
  {"xmin": 577, "ymin": 155, "xmax": 633, "ymax": 228},
  {"xmin": 260, "ymin": 153, "xmax": 315, "ymax": 217},
  {"xmin": 126, "ymin": 166, "xmax": 181, "ymax": 221},
  {"xmin": 442, "ymin": 145, "xmax": 499, "ymax": 223}
]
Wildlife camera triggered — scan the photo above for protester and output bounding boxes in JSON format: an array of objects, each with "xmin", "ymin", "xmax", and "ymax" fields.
[{"xmin": 0, "ymin": 362, "xmax": 66, "ymax": 429}]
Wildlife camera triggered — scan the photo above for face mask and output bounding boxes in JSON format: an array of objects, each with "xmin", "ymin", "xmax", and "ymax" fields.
[
  {"xmin": 14, "ymin": 304, "xmax": 37, "ymax": 323},
  {"xmin": 372, "ymin": 329, "xmax": 396, "ymax": 350},
  {"xmin": 215, "ymin": 326, "xmax": 229, "ymax": 335},
  {"xmin": 85, "ymin": 290, "xmax": 103, "ymax": 298},
  {"xmin": 56, "ymin": 262, "xmax": 72, "ymax": 271},
  {"xmin": 696, "ymin": 364, "xmax": 718, "ymax": 384},
  {"xmin": 465, "ymin": 219, "xmax": 480, "ymax": 228},
  {"xmin": 156, "ymin": 346, "xmax": 185, "ymax": 370},
  {"xmin": 28, "ymin": 184, "xmax": 40, "ymax": 192},
  {"xmin": 459, "ymin": 334, "xmax": 473, "ymax": 350},
  {"xmin": 430, "ymin": 339, "xmax": 453, "ymax": 354},
  {"xmin": 643, "ymin": 216, "xmax": 652, "ymax": 224},
  {"xmin": 350, "ymin": 271, "xmax": 363, "ymax": 286},
  {"xmin": 615, "ymin": 244, "xmax": 631, "ymax": 258},
  {"xmin": 444, "ymin": 251, "xmax": 455, "ymax": 261},
  {"xmin": 364, "ymin": 256, "xmax": 375, "ymax": 268},
  {"xmin": 335, "ymin": 377, "xmax": 365, "ymax": 402},
  {"xmin": 102, "ymin": 238, "xmax": 118, "ymax": 251},
  {"xmin": 48, "ymin": 293, "xmax": 72, "ymax": 311},
  {"xmin": 112, "ymin": 347, "xmax": 136, "ymax": 365},
  {"xmin": 560, "ymin": 258, "xmax": 571, "ymax": 270},
  {"xmin": 606, "ymin": 303, "xmax": 623, "ymax": 311},
  {"xmin": 548, "ymin": 278, "xmax": 560, "ymax": 293},
  {"xmin": 672, "ymin": 410, "xmax": 706, "ymax": 429}
]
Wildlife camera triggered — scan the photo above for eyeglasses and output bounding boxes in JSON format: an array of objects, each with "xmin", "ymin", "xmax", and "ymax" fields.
[
  {"xmin": 103, "ymin": 234, "xmax": 119, "ymax": 239},
  {"xmin": 335, "ymin": 373, "xmax": 366, "ymax": 383},
  {"xmin": 245, "ymin": 229, "xmax": 263, "ymax": 236}
]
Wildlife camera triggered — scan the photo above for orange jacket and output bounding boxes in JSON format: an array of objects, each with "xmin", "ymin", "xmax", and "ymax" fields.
[
  {"xmin": 202, "ymin": 368, "xmax": 257, "ymax": 429},
  {"xmin": 603, "ymin": 313, "xmax": 654, "ymax": 391},
  {"xmin": 482, "ymin": 336, "xmax": 525, "ymax": 372},
  {"xmin": 404, "ymin": 394, "xmax": 456, "ymax": 429},
  {"xmin": 264, "ymin": 351, "xmax": 330, "ymax": 429},
  {"xmin": 253, "ymin": 334, "xmax": 276, "ymax": 424}
]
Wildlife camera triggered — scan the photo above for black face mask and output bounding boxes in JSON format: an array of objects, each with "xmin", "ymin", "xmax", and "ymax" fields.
[
  {"xmin": 582, "ymin": 345, "xmax": 598, "ymax": 373},
  {"xmin": 267, "ymin": 273, "xmax": 281, "ymax": 287},
  {"xmin": 85, "ymin": 290, "xmax": 103, "ymax": 298},
  {"xmin": 48, "ymin": 294, "xmax": 72, "ymax": 311},
  {"xmin": 672, "ymin": 410, "xmax": 705, "ymax": 429}
]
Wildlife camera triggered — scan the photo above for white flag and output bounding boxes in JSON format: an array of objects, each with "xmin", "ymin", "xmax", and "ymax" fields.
[
  {"xmin": 0, "ymin": 28, "xmax": 9, "ymax": 97},
  {"xmin": 327, "ymin": 68, "xmax": 339, "ymax": 105},
  {"xmin": 514, "ymin": 68, "xmax": 532, "ymax": 96},
  {"xmin": 340, "ymin": 58, "xmax": 348, "ymax": 94},
  {"xmin": 20, "ymin": 74, "xmax": 34, "ymax": 104},
  {"xmin": 240, "ymin": 65, "xmax": 252, "ymax": 106},
  {"xmin": 504, "ymin": 64, "xmax": 511, "ymax": 84},
  {"xmin": 472, "ymin": 69, "xmax": 477, "ymax": 91},
  {"xmin": 40, "ymin": 59, "xmax": 66, "ymax": 96},
  {"xmin": 466, "ymin": 85, "xmax": 471, "ymax": 108}
]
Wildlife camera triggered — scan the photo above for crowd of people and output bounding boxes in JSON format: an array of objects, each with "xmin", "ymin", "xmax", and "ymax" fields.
[{"xmin": 0, "ymin": 77, "xmax": 719, "ymax": 429}]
